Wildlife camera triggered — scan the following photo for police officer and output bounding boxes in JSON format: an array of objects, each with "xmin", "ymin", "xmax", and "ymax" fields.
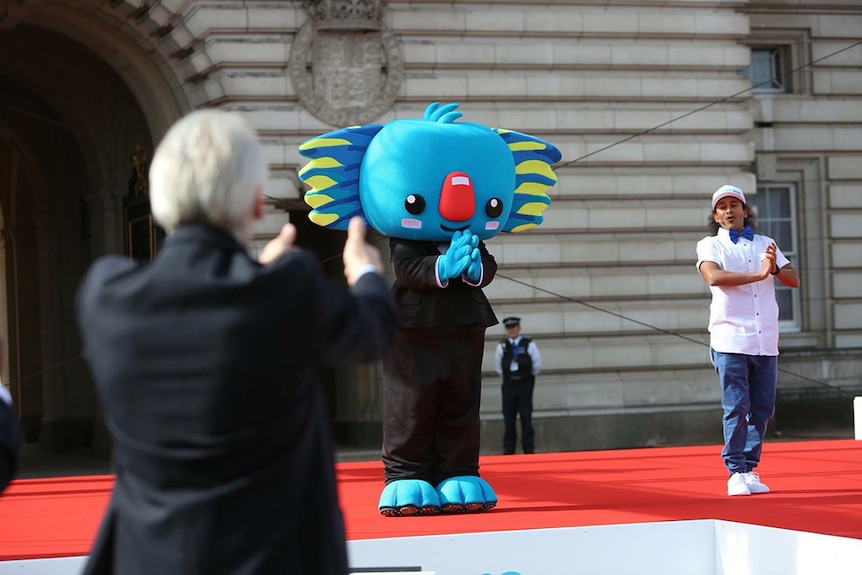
[{"xmin": 494, "ymin": 317, "xmax": 542, "ymax": 455}]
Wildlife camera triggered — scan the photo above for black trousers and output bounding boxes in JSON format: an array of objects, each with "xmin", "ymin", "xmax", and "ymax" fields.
[
  {"xmin": 501, "ymin": 378, "xmax": 535, "ymax": 454},
  {"xmin": 382, "ymin": 325, "xmax": 486, "ymax": 486}
]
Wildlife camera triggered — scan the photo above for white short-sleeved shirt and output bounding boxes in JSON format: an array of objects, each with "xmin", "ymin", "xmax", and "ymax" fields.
[{"xmin": 695, "ymin": 227, "xmax": 790, "ymax": 356}]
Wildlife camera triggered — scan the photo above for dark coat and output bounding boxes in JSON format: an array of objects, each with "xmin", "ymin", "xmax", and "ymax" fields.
[
  {"xmin": 388, "ymin": 238, "xmax": 498, "ymax": 329},
  {"xmin": 381, "ymin": 237, "xmax": 497, "ymax": 483},
  {"xmin": 76, "ymin": 224, "xmax": 396, "ymax": 575},
  {"xmin": 0, "ymin": 397, "xmax": 21, "ymax": 493}
]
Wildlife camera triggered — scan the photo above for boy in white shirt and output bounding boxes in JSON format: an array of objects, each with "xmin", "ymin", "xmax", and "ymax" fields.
[{"xmin": 696, "ymin": 185, "xmax": 800, "ymax": 496}]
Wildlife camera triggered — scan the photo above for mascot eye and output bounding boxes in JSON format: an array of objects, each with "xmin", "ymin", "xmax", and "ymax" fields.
[
  {"xmin": 485, "ymin": 197, "xmax": 503, "ymax": 218},
  {"xmin": 405, "ymin": 194, "xmax": 426, "ymax": 215}
]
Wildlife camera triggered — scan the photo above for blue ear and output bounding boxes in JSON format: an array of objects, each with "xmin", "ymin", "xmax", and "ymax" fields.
[
  {"xmin": 298, "ymin": 124, "xmax": 383, "ymax": 230},
  {"xmin": 496, "ymin": 129, "xmax": 562, "ymax": 233},
  {"xmin": 424, "ymin": 101, "xmax": 463, "ymax": 123}
]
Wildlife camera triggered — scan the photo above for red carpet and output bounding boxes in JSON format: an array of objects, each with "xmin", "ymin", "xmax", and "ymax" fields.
[{"xmin": 1, "ymin": 439, "xmax": 860, "ymax": 561}]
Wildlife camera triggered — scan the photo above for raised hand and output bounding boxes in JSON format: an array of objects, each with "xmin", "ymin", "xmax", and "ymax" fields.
[
  {"xmin": 759, "ymin": 242, "xmax": 778, "ymax": 279},
  {"xmin": 343, "ymin": 217, "xmax": 383, "ymax": 285},
  {"xmin": 258, "ymin": 223, "xmax": 297, "ymax": 265},
  {"xmin": 464, "ymin": 234, "xmax": 482, "ymax": 283},
  {"xmin": 437, "ymin": 230, "xmax": 472, "ymax": 280}
]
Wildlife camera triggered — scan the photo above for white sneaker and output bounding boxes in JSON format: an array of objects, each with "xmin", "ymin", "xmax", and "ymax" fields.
[
  {"xmin": 727, "ymin": 472, "xmax": 751, "ymax": 496},
  {"xmin": 743, "ymin": 471, "xmax": 770, "ymax": 494}
]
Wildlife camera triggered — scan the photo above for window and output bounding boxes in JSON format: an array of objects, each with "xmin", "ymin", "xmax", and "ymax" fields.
[
  {"xmin": 754, "ymin": 185, "xmax": 799, "ymax": 329},
  {"xmin": 742, "ymin": 47, "xmax": 788, "ymax": 93}
]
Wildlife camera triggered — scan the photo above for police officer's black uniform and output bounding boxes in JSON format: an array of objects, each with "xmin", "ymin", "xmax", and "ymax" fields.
[{"xmin": 500, "ymin": 335, "xmax": 535, "ymax": 454}]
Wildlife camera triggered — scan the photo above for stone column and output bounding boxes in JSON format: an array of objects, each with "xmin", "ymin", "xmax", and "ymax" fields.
[
  {"xmin": 80, "ymin": 186, "xmax": 127, "ymax": 457},
  {"xmin": 36, "ymin": 209, "xmax": 66, "ymax": 452},
  {"xmin": 333, "ymin": 229, "xmax": 391, "ymax": 448},
  {"xmin": 84, "ymin": 186, "xmax": 127, "ymax": 258}
]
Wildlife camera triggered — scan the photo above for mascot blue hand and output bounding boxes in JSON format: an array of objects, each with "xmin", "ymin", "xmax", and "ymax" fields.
[
  {"xmin": 464, "ymin": 234, "xmax": 482, "ymax": 283},
  {"xmin": 437, "ymin": 230, "xmax": 472, "ymax": 280},
  {"xmin": 465, "ymin": 248, "xmax": 482, "ymax": 283},
  {"xmin": 466, "ymin": 232, "xmax": 479, "ymax": 251}
]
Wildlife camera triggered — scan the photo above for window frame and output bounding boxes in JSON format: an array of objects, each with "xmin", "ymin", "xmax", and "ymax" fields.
[
  {"xmin": 753, "ymin": 184, "xmax": 801, "ymax": 332},
  {"xmin": 744, "ymin": 46, "xmax": 788, "ymax": 93},
  {"xmin": 739, "ymin": 31, "xmax": 810, "ymax": 97}
]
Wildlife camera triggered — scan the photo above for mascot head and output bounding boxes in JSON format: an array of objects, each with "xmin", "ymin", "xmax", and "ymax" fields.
[{"xmin": 298, "ymin": 102, "xmax": 562, "ymax": 241}]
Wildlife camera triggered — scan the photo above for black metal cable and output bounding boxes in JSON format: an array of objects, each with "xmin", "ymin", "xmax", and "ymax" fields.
[
  {"xmin": 553, "ymin": 39, "xmax": 862, "ymax": 169},
  {"xmin": 497, "ymin": 272, "xmax": 858, "ymax": 397}
]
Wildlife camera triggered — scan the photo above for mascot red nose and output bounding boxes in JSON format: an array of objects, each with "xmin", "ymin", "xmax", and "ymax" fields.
[{"xmin": 439, "ymin": 171, "xmax": 476, "ymax": 222}]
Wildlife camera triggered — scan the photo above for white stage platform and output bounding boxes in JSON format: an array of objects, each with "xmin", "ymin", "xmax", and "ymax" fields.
[{"xmin": 3, "ymin": 519, "xmax": 861, "ymax": 575}]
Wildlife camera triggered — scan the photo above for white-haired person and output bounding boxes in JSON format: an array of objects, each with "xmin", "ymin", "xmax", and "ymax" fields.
[
  {"xmin": 76, "ymin": 110, "xmax": 396, "ymax": 574},
  {"xmin": 696, "ymin": 185, "xmax": 799, "ymax": 497}
]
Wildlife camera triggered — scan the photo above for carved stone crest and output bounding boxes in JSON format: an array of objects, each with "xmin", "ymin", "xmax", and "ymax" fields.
[{"xmin": 289, "ymin": 1, "xmax": 402, "ymax": 126}]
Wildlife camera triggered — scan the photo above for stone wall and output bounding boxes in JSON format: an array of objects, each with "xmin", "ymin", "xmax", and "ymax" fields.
[{"xmin": 92, "ymin": 0, "xmax": 862, "ymax": 451}]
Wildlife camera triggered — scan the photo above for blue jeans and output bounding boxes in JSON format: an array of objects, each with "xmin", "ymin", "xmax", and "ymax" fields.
[{"xmin": 710, "ymin": 349, "xmax": 777, "ymax": 475}]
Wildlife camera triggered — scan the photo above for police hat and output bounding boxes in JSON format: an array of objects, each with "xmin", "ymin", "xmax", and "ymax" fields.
[{"xmin": 502, "ymin": 317, "xmax": 521, "ymax": 328}]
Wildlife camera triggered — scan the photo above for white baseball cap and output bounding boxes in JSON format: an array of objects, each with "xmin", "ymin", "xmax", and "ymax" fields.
[{"xmin": 711, "ymin": 185, "xmax": 746, "ymax": 209}]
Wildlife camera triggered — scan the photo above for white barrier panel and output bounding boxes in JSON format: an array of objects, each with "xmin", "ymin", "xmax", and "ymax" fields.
[
  {"xmin": 855, "ymin": 396, "xmax": 862, "ymax": 440},
  {"xmin": 347, "ymin": 520, "xmax": 862, "ymax": 575},
  {"xmin": 0, "ymin": 557, "xmax": 432, "ymax": 575},
  {"xmin": 0, "ymin": 557, "xmax": 86, "ymax": 574},
  {"xmin": 4, "ymin": 520, "xmax": 862, "ymax": 575}
]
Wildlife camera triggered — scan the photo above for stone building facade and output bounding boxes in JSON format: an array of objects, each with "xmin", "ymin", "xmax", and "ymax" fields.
[{"xmin": 0, "ymin": 0, "xmax": 859, "ymax": 455}]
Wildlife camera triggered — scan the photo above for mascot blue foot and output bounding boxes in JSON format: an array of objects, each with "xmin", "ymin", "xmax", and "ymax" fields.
[
  {"xmin": 436, "ymin": 476, "xmax": 497, "ymax": 513},
  {"xmin": 378, "ymin": 479, "xmax": 441, "ymax": 517}
]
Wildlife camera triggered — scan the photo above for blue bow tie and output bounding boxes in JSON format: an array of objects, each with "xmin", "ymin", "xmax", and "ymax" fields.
[{"xmin": 729, "ymin": 226, "xmax": 754, "ymax": 244}]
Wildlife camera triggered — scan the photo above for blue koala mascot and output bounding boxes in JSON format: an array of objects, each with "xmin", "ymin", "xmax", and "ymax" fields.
[{"xmin": 299, "ymin": 103, "xmax": 561, "ymax": 516}]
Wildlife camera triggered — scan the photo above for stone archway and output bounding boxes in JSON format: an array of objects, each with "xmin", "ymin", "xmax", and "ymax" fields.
[
  {"xmin": 0, "ymin": 0, "xmax": 194, "ymax": 453},
  {"xmin": 0, "ymin": 125, "xmax": 46, "ymax": 445}
]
